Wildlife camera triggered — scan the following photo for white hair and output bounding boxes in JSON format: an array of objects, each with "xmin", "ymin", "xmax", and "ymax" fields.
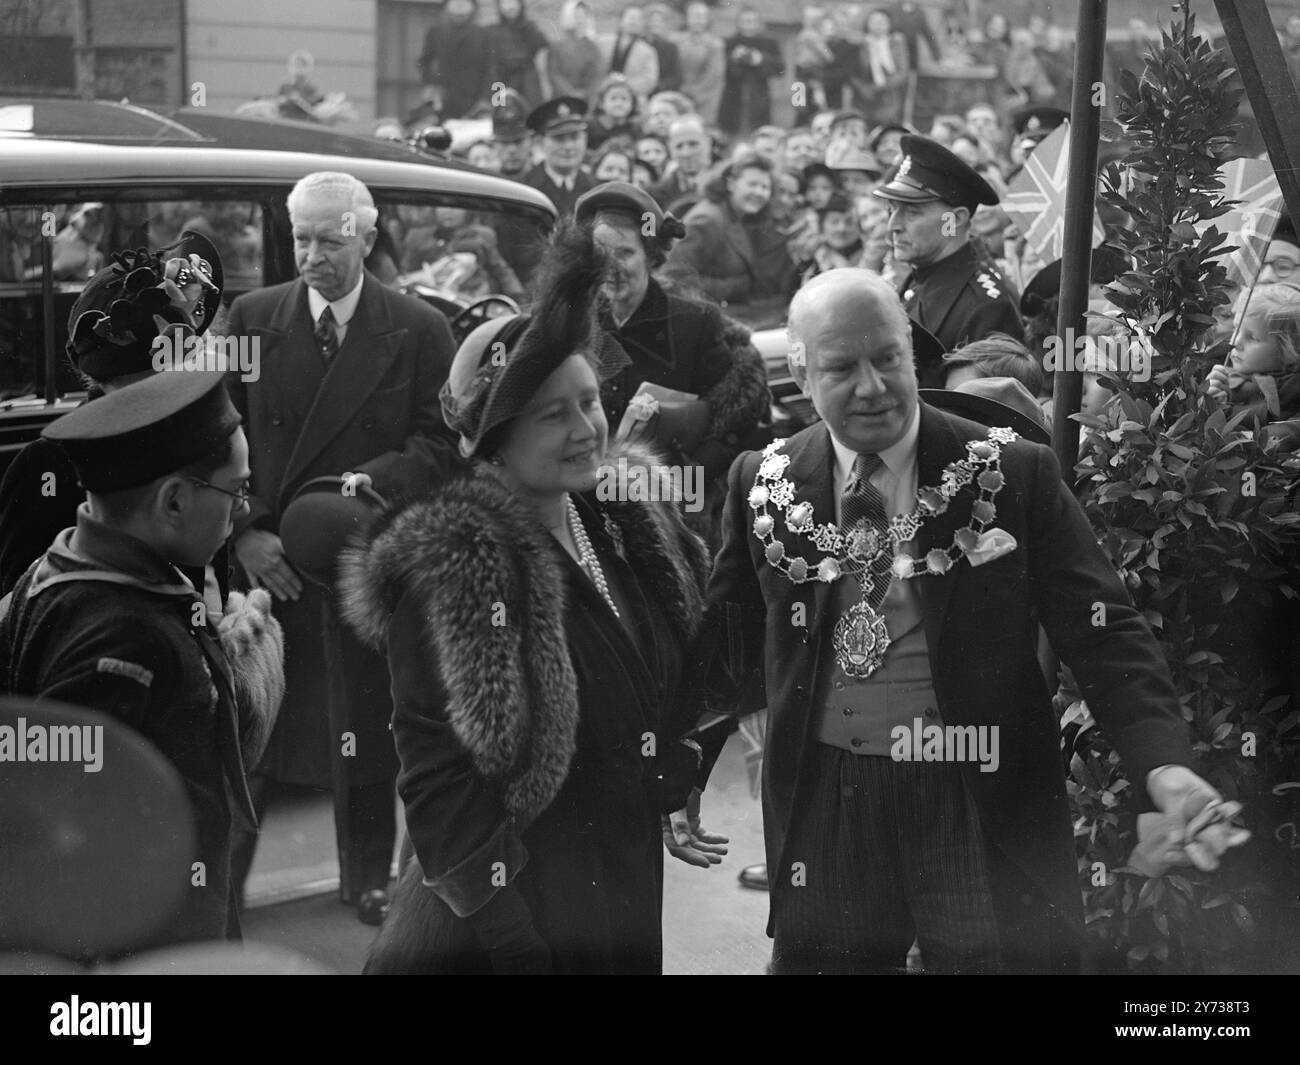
[
  {"xmin": 287, "ymin": 172, "xmax": 379, "ymax": 233},
  {"xmin": 787, "ymin": 269, "xmax": 910, "ymax": 374}
]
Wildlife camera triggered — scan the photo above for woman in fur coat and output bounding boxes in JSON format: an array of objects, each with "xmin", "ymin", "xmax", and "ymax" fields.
[{"xmin": 341, "ymin": 233, "xmax": 726, "ymax": 974}]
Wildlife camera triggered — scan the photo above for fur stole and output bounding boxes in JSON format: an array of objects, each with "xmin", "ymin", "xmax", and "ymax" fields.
[{"xmin": 338, "ymin": 441, "xmax": 710, "ymax": 826}]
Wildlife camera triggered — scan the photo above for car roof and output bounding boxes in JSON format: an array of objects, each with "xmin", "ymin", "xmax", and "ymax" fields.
[
  {"xmin": 0, "ymin": 98, "xmax": 205, "ymax": 142},
  {"xmin": 167, "ymin": 108, "xmax": 478, "ymax": 170},
  {"xmin": 0, "ymin": 138, "xmax": 556, "ymax": 216}
]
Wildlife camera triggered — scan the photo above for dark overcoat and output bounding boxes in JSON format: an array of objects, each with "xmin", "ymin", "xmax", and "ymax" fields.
[
  {"xmin": 340, "ymin": 447, "xmax": 711, "ymax": 974},
  {"xmin": 717, "ymin": 33, "xmax": 784, "ymax": 134},
  {"xmin": 668, "ymin": 199, "xmax": 797, "ymax": 325},
  {"xmin": 225, "ymin": 272, "xmax": 458, "ymax": 788},
  {"xmin": 689, "ymin": 402, "xmax": 1196, "ymax": 970}
]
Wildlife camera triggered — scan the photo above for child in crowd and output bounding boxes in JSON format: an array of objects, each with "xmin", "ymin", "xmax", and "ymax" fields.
[
  {"xmin": 594, "ymin": 146, "xmax": 635, "ymax": 183},
  {"xmin": 587, "ymin": 74, "xmax": 640, "ymax": 151},
  {"xmin": 636, "ymin": 134, "xmax": 670, "ymax": 174},
  {"xmin": 802, "ymin": 162, "xmax": 840, "ymax": 211},
  {"xmin": 1207, "ymin": 282, "xmax": 1300, "ymax": 423}
]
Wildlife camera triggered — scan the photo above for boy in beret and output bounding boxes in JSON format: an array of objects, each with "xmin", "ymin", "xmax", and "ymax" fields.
[{"xmin": 0, "ymin": 371, "xmax": 283, "ymax": 950}]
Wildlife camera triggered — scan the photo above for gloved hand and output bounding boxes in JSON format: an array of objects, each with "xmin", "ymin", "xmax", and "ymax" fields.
[{"xmin": 466, "ymin": 885, "xmax": 552, "ymax": 975}]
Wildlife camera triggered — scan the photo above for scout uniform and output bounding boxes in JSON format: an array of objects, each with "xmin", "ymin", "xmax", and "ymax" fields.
[
  {"xmin": 874, "ymin": 134, "xmax": 1024, "ymax": 385},
  {"xmin": 0, "ymin": 371, "xmax": 255, "ymax": 949}
]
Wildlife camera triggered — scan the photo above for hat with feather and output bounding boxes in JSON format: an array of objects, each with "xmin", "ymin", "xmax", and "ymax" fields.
[
  {"xmin": 439, "ymin": 226, "xmax": 606, "ymax": 458},
  {"xmin": 66, "ymin": 230, "xmax": 223, "ymax": 382}
]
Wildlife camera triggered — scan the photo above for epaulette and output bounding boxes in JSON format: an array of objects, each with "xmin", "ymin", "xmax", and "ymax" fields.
[{"xmin": 975, "ymin": 268, "xmax": 1002, "ymax": 300}]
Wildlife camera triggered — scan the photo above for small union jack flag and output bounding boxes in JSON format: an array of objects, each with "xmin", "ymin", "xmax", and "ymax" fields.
[
  {"xmin": 1002, "ymin": 122, "xmax": 1105, "ymax": 266},
  {"xmin": 1196, "ymin": 156, "xmax": 1284, "ymax": 290}
]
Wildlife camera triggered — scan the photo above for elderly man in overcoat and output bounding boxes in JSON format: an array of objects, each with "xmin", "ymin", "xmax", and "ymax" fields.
[
  {"xmin": 681, "ymin": 269, "xmax": 1247, "ymax": 973},
  {"xmin": 226, "ymin": 171, "xmax": 459, "ymax": 924}
]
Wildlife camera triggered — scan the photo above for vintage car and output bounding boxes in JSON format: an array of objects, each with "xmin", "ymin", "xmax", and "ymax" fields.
[{"xmin": 0, "ymin": 115, "xmax": 556, "ymax": 473}]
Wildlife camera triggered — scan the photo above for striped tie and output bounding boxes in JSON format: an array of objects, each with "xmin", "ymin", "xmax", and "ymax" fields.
[
  {"xmin": 841, "ymin": 452, "xmax": 893, "ymax": 608},
  {"xmin": 314, "ymin": 306, "xmax": 339, "ymax": 362}
]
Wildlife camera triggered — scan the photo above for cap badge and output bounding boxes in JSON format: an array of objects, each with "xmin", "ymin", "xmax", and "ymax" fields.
[
  {"xmin": 897, "ymin": 155, "xmax": 913, "ymax": 179},
  {"xmin": 557, "ymin": 103, "xmax": 571, "ymax": 118}
]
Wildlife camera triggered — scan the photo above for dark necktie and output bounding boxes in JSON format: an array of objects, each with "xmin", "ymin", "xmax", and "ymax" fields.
[
  {"xmin": 315, "ymin": 306, "xmax": 339, "ymax": 362},
  {"xmin": 841, "ymin": 453, "xmax": 893, "ymax": 608}
]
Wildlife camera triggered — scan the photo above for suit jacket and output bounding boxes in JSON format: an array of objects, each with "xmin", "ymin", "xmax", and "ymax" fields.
[
  {"xmin": 686, "ymin": 402, "xmax": 1195, "ymax": 967},
  {"xmin": 521, "ymin": 163, "xmax": 598, "ymax": 219},
  {"xmin": 225, "ymin": 273, "xmax": 458, "ymax": 787}
]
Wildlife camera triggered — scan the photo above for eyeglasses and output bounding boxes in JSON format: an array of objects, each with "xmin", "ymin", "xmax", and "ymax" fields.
[
  {"xmin": 1265, "ymin": 257, "xmax": 1299, "ymax": 278},
  {"xmin": 188, "ymin": 476, "xmax": 251, "ymax": 509}
]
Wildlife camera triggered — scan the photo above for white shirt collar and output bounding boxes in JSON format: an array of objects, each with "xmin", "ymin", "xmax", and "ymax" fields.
[
  {"xmin": 544, "ymin": 163, "xmax": 577, "ymax": 191},
  {"xmin": 829, "ymin": 403, "xmax": 921, "ymax": 491},
  {"xmin": 307, "ymin": 273, "xmax": 365, "ymax": 326}
]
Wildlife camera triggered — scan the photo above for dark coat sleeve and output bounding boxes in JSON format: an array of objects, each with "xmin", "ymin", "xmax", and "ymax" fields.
[
  {"xmin": 670, "ymin": 206, "xmax": 752, "ymax": 303},
  {"xmin": 0, "ymin": 439, "xmax": 81, "ymax": 594},
  {"xmin": 673, "ymin": 451, "xmax": 769, "ymax": 762},
  {"xmin": 352, "ymin": 298, "xmax": 462, "ymax": 499},
  {"xmin": 1023, "ymin": 442, "xmax": 1194, "ymax": 784},
  {"xmin": 386, "ymin": 589, "xmax": 529, "ymax": 918},
  {"xmin": 688, "ymin": 308, "xmax": 771, "ymax": 477}
]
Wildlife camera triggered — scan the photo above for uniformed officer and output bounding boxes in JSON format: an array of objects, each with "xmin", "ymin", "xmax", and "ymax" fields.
[
  {"xmin": 874, "ymin": 133, "xmax": 1024, "ymax": 386},
  {"xmin": 0, "ymin": 370, "xmax": 280, "ymax": 950},
  {"xmin": 521, "ymin": 95, "xmax": 598, "ymax": 218},
  {"xmin": 492, "ymin": 86, "xmax": 534, "ymax": 181}
]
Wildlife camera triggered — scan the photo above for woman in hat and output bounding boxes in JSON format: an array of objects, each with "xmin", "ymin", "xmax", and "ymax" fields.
[
  {"xmin": 573, "ymin": 183, "xmax": 770, "ymax": 545},
  {"xmin": 0, "ymin": 233, "xmax": 223, "ymax": 595},
  {"xmin": 343, "ymin": 228, "xmax": 726, "ymax": 975},
  {"xmin": 666, "ymin": 150, "xmax": 798, "ymax": 328}
]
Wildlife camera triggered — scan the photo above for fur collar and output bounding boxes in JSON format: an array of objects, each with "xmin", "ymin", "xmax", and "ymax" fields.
[{"xmin": 338, "ymin": 441, "xmax": 710, "ymax": 825}]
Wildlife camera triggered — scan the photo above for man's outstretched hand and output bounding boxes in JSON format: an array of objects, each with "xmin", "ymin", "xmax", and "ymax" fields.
[{"xmin": 662, "ymin": 787, "xmax": 730, "ymax": 869}]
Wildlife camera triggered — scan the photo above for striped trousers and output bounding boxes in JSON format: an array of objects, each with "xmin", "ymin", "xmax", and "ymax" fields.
[{"xmin": 770, "ymin": 743, "xmax": 1003, "ymax": 975}]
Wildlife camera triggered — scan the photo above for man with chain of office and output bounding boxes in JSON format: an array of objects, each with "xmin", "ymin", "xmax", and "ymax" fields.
[{"xmin": 678, "ymin": 268, "xmax": 1248, "ymax": 974}]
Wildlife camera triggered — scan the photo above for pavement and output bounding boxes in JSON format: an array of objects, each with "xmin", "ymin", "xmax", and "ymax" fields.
[{"xmin": 241, "ymin": 732, "xmax": 772, "ymax": 975}]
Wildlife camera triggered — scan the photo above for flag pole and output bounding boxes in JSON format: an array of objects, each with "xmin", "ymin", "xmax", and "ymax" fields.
[{"xmin": 1051, "ymin": 0, "xmax": 1108, "ymax": 475}]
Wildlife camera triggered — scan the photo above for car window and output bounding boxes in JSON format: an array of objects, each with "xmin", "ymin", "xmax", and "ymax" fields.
[
  {"xmin": 0, "ymin": 198, "xmax": 265, "ymax": 400},
  {"xmin": 1, "ymin": 184, "xmax": 551, "ymax": 402},
  {"xmin": 377, "ymin": 195, "xmax": 547, "ymax": 307}
]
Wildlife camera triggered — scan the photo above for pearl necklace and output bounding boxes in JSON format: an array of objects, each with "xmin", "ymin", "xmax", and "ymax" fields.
[{"xmin": 567, "ymin": 497, "xmax": 620, "ymax": 618}]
